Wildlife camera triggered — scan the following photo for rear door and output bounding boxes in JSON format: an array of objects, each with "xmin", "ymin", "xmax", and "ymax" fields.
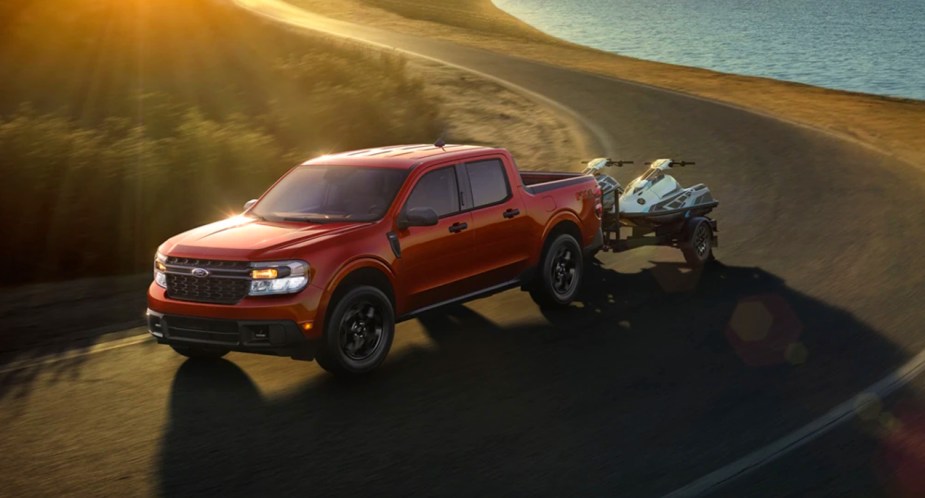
[
  {"xmin": 462, "ymin": 158, "xmax": 532, "ymax": 288},
  {"xmin": 394, "ymin": 165, "xmax": 477, "ymax": 312}
]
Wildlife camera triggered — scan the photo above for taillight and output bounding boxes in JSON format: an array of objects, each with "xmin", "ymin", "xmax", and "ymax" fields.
[{"xmin": 592, "ymin": 185, "xmax": 603, "ymax": 218}]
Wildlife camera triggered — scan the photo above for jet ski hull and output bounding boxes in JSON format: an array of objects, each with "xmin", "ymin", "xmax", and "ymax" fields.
[{"xmin": 619, "ymin": 202, "xmax": 718, "ymax": 228}]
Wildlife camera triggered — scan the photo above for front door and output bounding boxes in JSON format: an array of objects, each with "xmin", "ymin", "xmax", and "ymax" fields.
[{"xmin": 394, "ymin": 165, "xmax": 477, "ymax": 312}]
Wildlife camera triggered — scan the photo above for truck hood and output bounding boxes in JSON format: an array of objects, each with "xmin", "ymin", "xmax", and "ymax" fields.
[{"xmin": 161, "ymin": 215, "xmax": 367, "ymax": 260}]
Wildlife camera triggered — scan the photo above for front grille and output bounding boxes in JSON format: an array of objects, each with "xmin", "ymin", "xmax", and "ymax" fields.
[
  {"xmin": 166, "ymin": 257, "xmax": 250, "ymax": 271},
  {"xmin": 166, "ymin": 273, "xmax": 250, "ymax": 304},
  {"xmin": 166, "ymin": 316, "xmax": 240, "ymax": 344},
  {"xmin": 164, "ymin": 257, "xmax": 251, "ymax": 304}
]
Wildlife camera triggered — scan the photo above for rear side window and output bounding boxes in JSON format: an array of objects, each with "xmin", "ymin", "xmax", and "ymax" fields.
[
  {"xmin": 405, "ymin": 167, "xmax": 460, "ymax": 217},
  {"xmin": 465, "ymin": 159, "xmax": 509, "ymax": 208}
]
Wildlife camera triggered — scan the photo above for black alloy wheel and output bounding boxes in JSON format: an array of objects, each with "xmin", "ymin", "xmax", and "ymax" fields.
[
  {"xmin": 316, "ymin": 285, "xmax": 395, "ymax": 376},
  {"xmin": 339, "ymin": 300, "xmax": 385, "ymax": 361},
  {"xmin": 529, "ymin": 233, "xmax": 584, "ymax": 308}
]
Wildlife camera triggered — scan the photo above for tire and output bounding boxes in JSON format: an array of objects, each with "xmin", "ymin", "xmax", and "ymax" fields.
[
  {"xmin": 681, "ymin": 217, "xmax": 714, "ymax": 267},
  {"xmin": 529, "ymin": 233, "xmax": 584, "ymax": 308},
  {"xmin": 315, "ymin": 285, "xmax": 395, "ymax": 376},
  {"xmin": 170, "ymin": 344, "xmax": 229, "ymax": 359}
]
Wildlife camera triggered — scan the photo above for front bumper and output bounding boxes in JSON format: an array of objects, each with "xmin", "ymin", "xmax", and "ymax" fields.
[
  {"xmin": 147, "ymin": 309, "xmax": 317, "ymax": 359},
  {"xmin": 147, "ymin": 281, "xmax": 326, "ymax": 339}
]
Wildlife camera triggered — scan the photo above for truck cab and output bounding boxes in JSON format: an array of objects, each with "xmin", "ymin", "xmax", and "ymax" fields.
[{"xmin": 148, "ymin": 144, "xmax": 602, "ymax": 375}]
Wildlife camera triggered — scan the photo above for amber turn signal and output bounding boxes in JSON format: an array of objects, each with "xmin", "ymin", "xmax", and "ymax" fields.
[{"xmin": 251, "ymin": 268, "xmax": 279, "ymax": 279}]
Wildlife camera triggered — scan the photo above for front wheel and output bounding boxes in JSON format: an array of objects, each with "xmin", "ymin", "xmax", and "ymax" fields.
[
  {"xmin": 529, "ymin": 233, "xmax": 584, "ymax": 308},
  {"xmin": 316, "ymin": 285, "xmax": 395, "ymax": 376}
]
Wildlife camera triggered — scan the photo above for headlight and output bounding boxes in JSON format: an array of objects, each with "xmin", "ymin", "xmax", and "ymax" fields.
[
  {"xmin": 248, "ymin": 260, "xmax": 309, "ymax": 296},
  {"xmin": 153, "ymin": 252, "xmax": 167, "ymax": 288}
]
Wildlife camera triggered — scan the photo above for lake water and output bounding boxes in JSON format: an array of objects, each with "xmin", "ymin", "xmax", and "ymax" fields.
[{"xmin": 492, "ymin": 0, "xmax": 925, "ymax": 101}]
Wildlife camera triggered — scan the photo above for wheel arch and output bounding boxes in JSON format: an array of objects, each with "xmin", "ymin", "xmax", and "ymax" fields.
[
  {"xmin": 319, "ymin": 259, "xmax": 396, "ymax": 332},
  {"xmin": 541, "ymin": 215, "xmax": 583, "ymax": 256}
]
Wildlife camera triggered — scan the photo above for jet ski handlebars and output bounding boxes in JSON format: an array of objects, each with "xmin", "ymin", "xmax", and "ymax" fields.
[{"xmin": 581, "ymin": 158, "xmax": 634, "ymax": 176}]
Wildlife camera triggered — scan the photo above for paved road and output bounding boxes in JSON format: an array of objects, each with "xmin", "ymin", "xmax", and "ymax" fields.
[{"xmin": 3, "ymin": 1, "xmax": 925, "ymax": 496}]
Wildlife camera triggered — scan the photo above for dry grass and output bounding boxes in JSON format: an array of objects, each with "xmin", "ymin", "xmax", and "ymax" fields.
[
  {"xmin": 409, "ymin": 59, "xmax": 579, "ymax": 167},
  {"xmin": 0, "ymin": 0, "xmax": 576, "ymax": 285}
]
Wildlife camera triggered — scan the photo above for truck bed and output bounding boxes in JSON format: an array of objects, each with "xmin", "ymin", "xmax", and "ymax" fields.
[{"xmin": 520, "ymin": 171, "xmax": 587, "ymax": 195}]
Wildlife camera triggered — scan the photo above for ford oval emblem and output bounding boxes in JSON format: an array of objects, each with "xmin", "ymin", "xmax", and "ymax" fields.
[{"xmin": 191, "ymin": 268, "xmax": 210, "ymax": 278}]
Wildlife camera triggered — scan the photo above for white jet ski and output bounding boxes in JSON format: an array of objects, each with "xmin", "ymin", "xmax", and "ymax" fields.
[{"xmin": 618, "ymin": 159, "xmax": 718, "ymax": 228}]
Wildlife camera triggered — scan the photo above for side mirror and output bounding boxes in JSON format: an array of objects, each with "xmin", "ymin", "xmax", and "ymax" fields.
[
  {"xmin": 397, "ymin": 207, "xmax": 439, "ymax": 230},
  {"xmin": 243, "ymin": 199, "xmax": 258, "ymax": 211}
]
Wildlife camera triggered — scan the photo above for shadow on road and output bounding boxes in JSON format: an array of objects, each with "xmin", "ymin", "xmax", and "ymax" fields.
[
  {"xmin": 0, "ymin": 274, "xmax": 149, "ymax": 401},
  {"xmin": 157, "ymin": 260, "xmax": 912, "ymax": 496}
]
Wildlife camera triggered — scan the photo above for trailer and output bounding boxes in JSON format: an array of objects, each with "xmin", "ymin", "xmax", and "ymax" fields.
[{"xmin": 586, "ymin": 158, "xmax": 719, "ymax": 266}]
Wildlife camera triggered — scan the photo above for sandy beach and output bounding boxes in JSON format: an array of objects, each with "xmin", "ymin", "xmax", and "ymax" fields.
[{"xmin": 292, "ymin": 0, "xmax": 925, "ymax": 168}]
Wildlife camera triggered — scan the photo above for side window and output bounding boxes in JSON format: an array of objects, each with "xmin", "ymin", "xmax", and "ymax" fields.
[
  {"xmin": 404, "ymin": 167, "xmax": 460, "ymax": 217},
  {"xmin": 465, "ymin": 159, "xmax": 510, "ymax": 208}
]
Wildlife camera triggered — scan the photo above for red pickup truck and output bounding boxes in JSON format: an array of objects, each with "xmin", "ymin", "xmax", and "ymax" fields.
[{"xmin": 147, "ymin": 144, "xmax": 602, "ymax": 375}]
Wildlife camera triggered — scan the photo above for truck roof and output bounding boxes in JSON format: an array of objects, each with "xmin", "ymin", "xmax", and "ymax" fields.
[{"xmin": 302, "ymin": 144, "xmax": 504, "ymax": 169}]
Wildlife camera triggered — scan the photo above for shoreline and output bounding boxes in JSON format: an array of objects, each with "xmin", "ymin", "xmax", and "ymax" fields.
[
  {"xmin": 289, "ymin": 0, "xmax": 925, "ymax": 169},
  {"xmin": 491, "ymin": 0, "xmax": 924, "ymax": 104}
]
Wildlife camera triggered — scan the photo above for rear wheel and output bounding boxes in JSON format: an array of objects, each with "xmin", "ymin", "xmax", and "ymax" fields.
[
  {"xmin": 316, "ymin": 285, "xmax": 395, "ymax": 376},
  {"xmin": 529, "ymin": 233, "xmax": 584, "ymax": 308},
  {"xmin": 681, "ymin": 217, "xmax": 714, "ymax": 267},
  {"xmin": 170, "ymin": 344, "xmax": 229, "ymax": 359}
]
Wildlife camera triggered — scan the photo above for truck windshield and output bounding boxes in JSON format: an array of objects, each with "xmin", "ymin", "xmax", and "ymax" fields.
[{"xmin": 250, "ymin": 165, "xmax": 408, "ymax": 223}]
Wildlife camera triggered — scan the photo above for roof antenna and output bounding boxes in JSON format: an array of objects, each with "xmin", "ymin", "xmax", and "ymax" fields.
[{"xmin": 434, "ymin": 135, "xmax": 446, "ymax": 150}]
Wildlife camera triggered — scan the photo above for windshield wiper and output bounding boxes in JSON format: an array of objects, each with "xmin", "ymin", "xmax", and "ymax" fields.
[{"xmin": 282, "ymin": 216, "xmax": 336, "ymax": 224}]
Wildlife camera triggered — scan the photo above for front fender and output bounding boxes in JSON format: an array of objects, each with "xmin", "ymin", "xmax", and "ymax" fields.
[{"xmin": 316, "ymin": 257, "xmax": 398, "ymax": 332}]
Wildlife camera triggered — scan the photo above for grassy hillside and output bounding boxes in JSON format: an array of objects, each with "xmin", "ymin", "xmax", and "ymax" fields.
[
  {"xmin": 0, "ymin": 0, "xmax": 442, "ymax": 285},
  {"xmin": 345, "ymin": 0, "xmax": 550, "ymax": 40}
]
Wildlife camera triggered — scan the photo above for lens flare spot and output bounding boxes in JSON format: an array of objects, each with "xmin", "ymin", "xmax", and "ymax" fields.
[
  {"xmin": 854, "ymin": 392, "xmax": 882, "ymax": 421},
  {"xmin": 729, "ymin": 301, "xmax": 773, "ymax": 342},
  {"xmin": 650, "ymin": 262, "xmax": 703, "ymax": 293},
  {"xmin": 724, "ymin": 293, "xmax": 804, "ymax": 366},
  {"xmin": 785, "ymin": 341, "xmax": 809, "ymax": 365},
  {"xmin": 880, "ymin": 412, "xmax": 902, "ymax": 433}
]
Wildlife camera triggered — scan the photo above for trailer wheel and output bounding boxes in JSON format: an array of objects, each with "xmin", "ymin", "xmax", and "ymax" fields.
[
  {"xmin": 681, "ymin": 217, "xmax": 714, "ymax": 267},
  {"xmin": 529, "ymin": 233, "xmax": 583, "ymax": 308},
  {"xmin": 316, "ymin": 285, "xmax": 395, "ymax": 376}
]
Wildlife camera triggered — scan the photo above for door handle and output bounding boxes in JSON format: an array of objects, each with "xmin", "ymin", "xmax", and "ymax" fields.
[
  {"xmin": 503, "ymin": 208, "xmax": 521, "ymax": 219},
  {"xmin": 448, "ymin": 222, "xmax": 468, "ymax": 233}
]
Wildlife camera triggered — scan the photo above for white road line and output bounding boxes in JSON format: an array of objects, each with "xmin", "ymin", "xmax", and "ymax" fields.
[
  {"xmin": 0, "ymin": 330, "xmax": 150, "ymax": 375},
  {"xmin": 663, "ymin": 346, "xmax": 925, "ymax": 497}
]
